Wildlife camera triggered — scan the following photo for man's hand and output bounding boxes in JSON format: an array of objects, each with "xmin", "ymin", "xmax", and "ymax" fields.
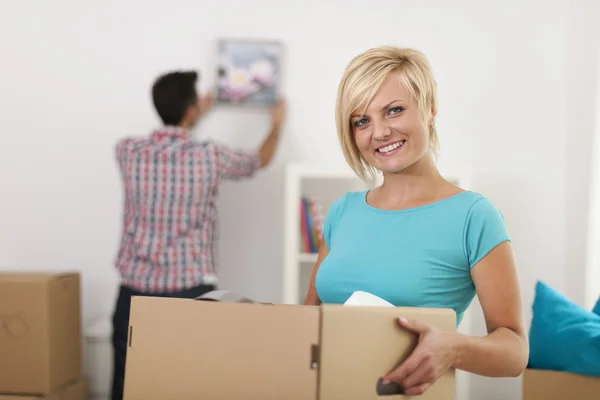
[
  {"xmin": 198, "ymin": 92, "xmax": 216, "ymax": 117},
  {"xmin": 271, "ymin": 98, "xmax": 286, "ymax": 129}
]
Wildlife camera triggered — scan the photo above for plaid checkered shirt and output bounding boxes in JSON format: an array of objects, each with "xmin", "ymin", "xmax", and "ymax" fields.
[{"xmin": 114, "ymin": 126, "xmax": 260, "ymax": 293}]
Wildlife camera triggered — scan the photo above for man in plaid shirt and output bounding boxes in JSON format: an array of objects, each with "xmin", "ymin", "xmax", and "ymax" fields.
[{"xmin": 110, "ymin": 70, "xmax": 285, "ymax": 400}]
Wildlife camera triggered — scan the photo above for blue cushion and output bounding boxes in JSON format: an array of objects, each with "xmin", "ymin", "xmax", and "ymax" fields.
[
  {"xmin": 528, "ymin": 281, "xmax": 600, "ymax": 377},
  {"xmin": 594, "ymin": 296, "xmax": 600, "ymax": 316}
]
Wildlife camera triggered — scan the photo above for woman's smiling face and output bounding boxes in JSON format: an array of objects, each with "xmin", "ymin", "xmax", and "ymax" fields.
[{"xmin": 351, "ymin": 72, "xmax": 432, "ymax": 175}]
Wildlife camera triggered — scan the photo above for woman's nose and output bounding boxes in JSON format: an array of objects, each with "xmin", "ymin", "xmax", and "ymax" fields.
[{"xmin": 373, "ymin": 121, "xmax": 392, "ymax": 141}]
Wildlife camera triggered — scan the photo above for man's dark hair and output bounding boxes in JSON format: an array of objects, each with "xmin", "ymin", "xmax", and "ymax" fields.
[{"xmin": 151, "ymin": 71, "xmax": 198, "ymax": 126}]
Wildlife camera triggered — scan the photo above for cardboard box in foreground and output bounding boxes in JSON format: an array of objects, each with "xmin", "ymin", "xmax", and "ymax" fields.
[
  {"xmin": 123, "ymin": 296, "xmax": 457, "ymax": 400},
  {"xmin": 522, "ymin": 368, "xmax": 600, "ymax": 400},
  {"xmin": 0, "ymin": 272, "xmax": 82, "ymax": 395},
  {"xmin": 0, "ymin": 377, "xmax": 87, "ymax": 400}
]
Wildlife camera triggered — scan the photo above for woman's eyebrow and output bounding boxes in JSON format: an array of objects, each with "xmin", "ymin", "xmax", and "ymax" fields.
[
  {"xmin": 382, "ymin": 99, "xmax": 406, "ymax": 110},
  {"xmin": 351, "ymin": 99, "xmax": 407, "ymax": 118}
]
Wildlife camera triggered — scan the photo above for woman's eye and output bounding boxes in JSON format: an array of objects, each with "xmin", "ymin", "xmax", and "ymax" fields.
[
  {"xmin": 354, "ymin": 118, "xmax": 369, "ymax": 128},
  {"xmin": 388, "ymin": 106, "xmax": 404, "ymax": 116}
]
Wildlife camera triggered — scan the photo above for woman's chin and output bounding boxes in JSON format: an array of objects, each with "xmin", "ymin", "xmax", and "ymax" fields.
[
  {"xmin": 372, "ymin": 152, "xmax": 430, "ymax": 176},
  {"xmin": 374, "ymin": 158, "xmax": 410, "ymax": 175}
]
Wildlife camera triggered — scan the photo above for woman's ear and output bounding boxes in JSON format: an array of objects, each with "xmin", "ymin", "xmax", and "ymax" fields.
[{"xmin": 430, "ymin": 104, "xmax": 437, "ymax": 126}]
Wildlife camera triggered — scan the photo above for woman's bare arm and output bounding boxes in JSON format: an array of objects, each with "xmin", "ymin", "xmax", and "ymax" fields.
[
  {"xmin": 303, "ymin": 238, "xmax": 329, "ymax": 306},
  {"xmin": 451, "ymin": 241, "xmax": 529, "ymax": 377}
]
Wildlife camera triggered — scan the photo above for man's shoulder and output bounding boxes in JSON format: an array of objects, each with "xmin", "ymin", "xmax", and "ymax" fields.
[
  {"xmin": 194, "ymin": 138, "xmax": 221, "ymax": 151},
  {"xmin": 115, "ymin": 134, "xmax": 148, "ymax": 151},
  {"xmin": 176, "ymin": 139, "xmax": 222, "ymax": 160},
  {"xmin": 115, "ymin": 134, "xmax": 218, "ymax": 159}
]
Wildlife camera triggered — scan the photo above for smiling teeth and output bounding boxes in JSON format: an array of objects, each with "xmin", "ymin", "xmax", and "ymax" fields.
[{"xmin": 378, "ymin": 141, "xmax": 404, "ymax": 153}]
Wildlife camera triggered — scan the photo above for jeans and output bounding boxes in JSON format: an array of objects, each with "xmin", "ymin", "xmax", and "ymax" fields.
[{"xmin": 110, "ymin": 283, "xmax": 215, "ymax": 400}]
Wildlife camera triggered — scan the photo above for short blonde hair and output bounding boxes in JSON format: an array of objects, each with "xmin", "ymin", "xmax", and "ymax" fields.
[{"xmin": 335, "ymin": 46, "xmax": 439, "ymax": 181}]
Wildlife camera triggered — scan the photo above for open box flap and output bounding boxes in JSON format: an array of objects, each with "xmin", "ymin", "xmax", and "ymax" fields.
[
  {"xmin": 318, "ymin": 305, "xmax": 456, "ymax": 400},
  {"xmin": 123, "ymin": 296, "xmax": 320, "ymax": 400}
]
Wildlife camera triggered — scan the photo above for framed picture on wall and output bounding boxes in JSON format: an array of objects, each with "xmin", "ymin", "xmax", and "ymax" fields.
[{"xmin": 216, "ymin": 38, "xmax": 282, "ymax": 106}]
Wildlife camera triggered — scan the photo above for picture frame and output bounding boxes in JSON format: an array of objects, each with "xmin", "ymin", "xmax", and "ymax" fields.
[{"xmin": 215, "ymin": 38, "xmax": 283, "ymax": 106}]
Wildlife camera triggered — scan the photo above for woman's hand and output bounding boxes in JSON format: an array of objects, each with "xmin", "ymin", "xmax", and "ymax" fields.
[{"xmin": 383, "ymin": 317, "xmax": 459, "ymax": 396}]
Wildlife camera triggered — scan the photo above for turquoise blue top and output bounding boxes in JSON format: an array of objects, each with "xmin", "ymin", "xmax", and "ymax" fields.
[{"xmin": 315, "ymin": 190, "xmax": 511, "ymax": 325}]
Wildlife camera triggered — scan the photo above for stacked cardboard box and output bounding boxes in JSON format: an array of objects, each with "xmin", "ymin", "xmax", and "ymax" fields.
[
  {"xmin": 522, "ymin": 368, "xmax": 600, "ymax": 400},
  {"xmin": 0, "ymin": 272, "xmax": 87, "ymax": 400}
]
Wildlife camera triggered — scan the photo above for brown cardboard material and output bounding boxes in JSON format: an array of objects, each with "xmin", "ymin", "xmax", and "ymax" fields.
[
  {"xmin": 0, "ymin": 377, "xmax": 87, "ymax": 400},
  {"xmin": 0, "ymin": 272, "xmax": 83, "ymax": 395},
  {"xmin": 123, "ymin": 296, "xmax": 457, "ymax": 400},
  {"xmin": 522, "ymin": 368, "xmax": 600, "ymax": 400}
]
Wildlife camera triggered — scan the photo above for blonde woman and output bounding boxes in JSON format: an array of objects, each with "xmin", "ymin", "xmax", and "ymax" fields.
[{"xmin": 304, "ymin": 46, "xmax": 529, "ymax": 395}]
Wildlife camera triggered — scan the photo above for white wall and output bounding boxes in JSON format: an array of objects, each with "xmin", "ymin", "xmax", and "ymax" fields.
[
  {"xmin": 587, "ymin": 46, "xmax": 600, "ymax": 309},
  {"xmin": 567, "ymin": 0, "xmax": 600, "ymax": 309},
  {"xmin": 0, "ymin": 1, "xmax": 597, "ymax": 399}
]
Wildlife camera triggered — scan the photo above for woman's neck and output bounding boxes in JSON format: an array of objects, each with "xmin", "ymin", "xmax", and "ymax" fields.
[{"xmin": 373, "ymin": 155, "xmax": 452, "ymax": 209}]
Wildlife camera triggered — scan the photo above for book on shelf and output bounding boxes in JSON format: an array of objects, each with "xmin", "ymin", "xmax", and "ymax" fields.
[{"xmin": 300, "ymin": 196, "xmax": 324, "ymax": 254}]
